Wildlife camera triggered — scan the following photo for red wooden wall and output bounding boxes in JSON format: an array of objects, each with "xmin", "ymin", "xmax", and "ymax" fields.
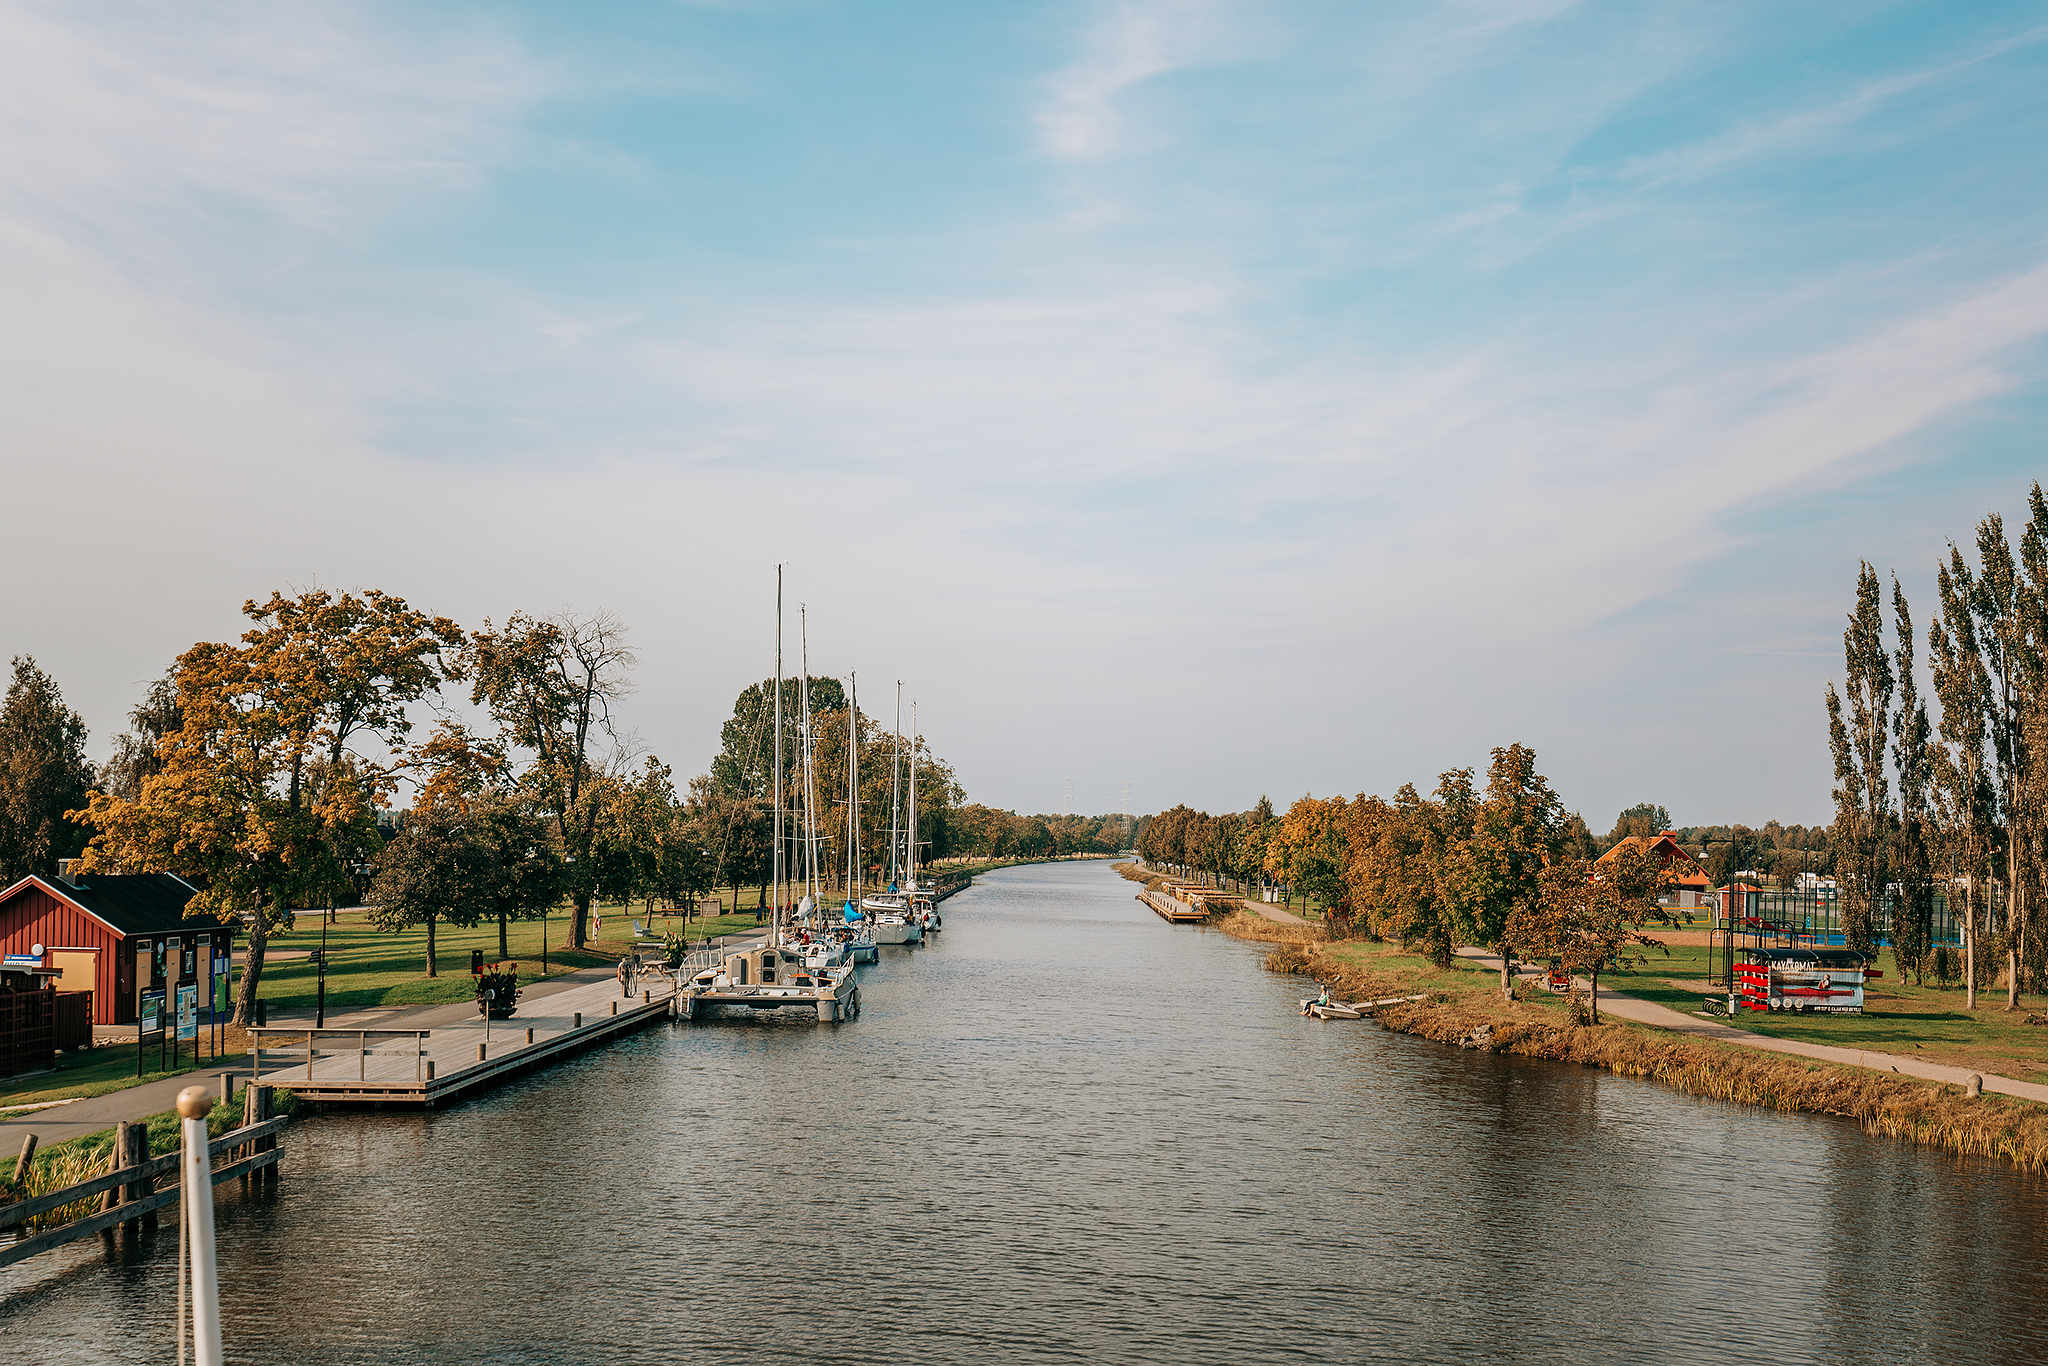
[{"xmin": 0, "ymin": 883, "xmax": 127, "ymax": 1025}]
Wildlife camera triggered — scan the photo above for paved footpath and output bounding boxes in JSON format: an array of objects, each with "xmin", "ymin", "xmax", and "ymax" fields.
[
  {"xmin": 1451, "ymin": 947, "xmax": 2048, "ymax": 1105},
  {"xmin": 1238, "ymin": 898, "xmax": 1311, "ymax": 926}
]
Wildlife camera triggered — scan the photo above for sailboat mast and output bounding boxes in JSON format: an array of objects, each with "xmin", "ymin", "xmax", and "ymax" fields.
[
  {"xmin": 907, "ymin": 700, "xmax": 919, "ymax": 887},
  {"xmin": 887, "ymin": 682, "xmax": 903, "ymax": 888},
  {"xmin": 799, "ymin": 607, "xmax": 819, "ymax": 904},
  {"xmin": 847, "ymin": 672, "xmax": 860, "ymax": 898},
  {"xmin": 772, "ymin": 567, "xmax": 784, "ymax": 948}
]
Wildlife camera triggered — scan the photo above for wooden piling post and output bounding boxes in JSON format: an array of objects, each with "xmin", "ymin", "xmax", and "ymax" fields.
[
  {"xmin": 477, "ymin": 1043, "xmax": 486, "ymax": 1061},
  {"xmin": 131, "ymin": 1123, "xmax": 157, "ymax": 1228},
  {"xmin": 525, "ymin": 1028, "xmax": 534, "ymax": 1045},
  {"xmin": 242, "ymin": 1084, "xmax": 277, "ymax": 1183},
  {"xmin": 11, "ymin": 1133, "xmax": 35, "ymax": 1187},
  {"xmin": 573, "ymin": 1012, "xmax": 582, "ymax": 1029},
  {"xmin": 609, "ymin": 1001, "xmax": 618, "ymax": 1017},
  {"xmin": 99, "ymin": 1125, "xmax": 126, "ymax": 1215}
]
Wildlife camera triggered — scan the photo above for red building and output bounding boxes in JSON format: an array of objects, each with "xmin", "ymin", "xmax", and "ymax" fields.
[
  {"xmin": 0, "ymin": 865, "xmax": 234, "ymax": 1027},
  {"xmin": 1595, "ymin": 831, "xmax": 1715, "ymax": 910}
]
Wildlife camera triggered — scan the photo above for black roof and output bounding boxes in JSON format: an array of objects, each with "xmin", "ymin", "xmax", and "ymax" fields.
[{"xmin": 8, "ymin": 874, "xmax": 226, "ymax": 938}]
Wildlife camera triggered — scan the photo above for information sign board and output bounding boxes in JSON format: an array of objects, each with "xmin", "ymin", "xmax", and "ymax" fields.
[
  {"xmin": 176, "ymin": 983, "xmax": 198, "ymax": 1040},
  {"xmin": 140, "ymin": 987, "xmax": 165, "ymax": 1034}
]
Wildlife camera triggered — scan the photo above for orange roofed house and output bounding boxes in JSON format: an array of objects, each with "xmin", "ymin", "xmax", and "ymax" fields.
[{"xmin": 1594, "ymin": 833, "xmax": 1714, "ymax": 911}]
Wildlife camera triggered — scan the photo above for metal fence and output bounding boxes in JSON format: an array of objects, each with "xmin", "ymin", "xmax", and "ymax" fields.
[{"xmin": 1713, "ymin": 884, "xmax": 2001, "ymax": 947}]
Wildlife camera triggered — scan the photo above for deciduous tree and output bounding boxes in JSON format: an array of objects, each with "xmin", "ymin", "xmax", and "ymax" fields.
[
  {"xmin": 463, "ymin": 611, "xmax": 636, "ymax": 949},
  {"xmin": 1891, "ymin": 575, "xmax": 1936, "ymax": 984},
  {"xmin": 78, "ymin": 589, "xmax": 463, "ymax": 1023},
  {"xmin": 1931, "ymin": 548, "xmax": 1996, "ymax": 1008},
  {"xmin": 1827, "ymin": 562, "xmax": 1894, "ymax": 953},
  {"xmin": 0, "ymin": 657, "xmax": 94, "ymax": 883},
  {"xmin": 1510, "ymin": 842, "xmax": 1674, "ymax": 1023},
  {"xmin": 1453, "ymin": 744, "xmax": 1567, "ymax": 999},
  {"xmin": 365, "ymin": 807, "xmax": 492, "ymax": 977}
]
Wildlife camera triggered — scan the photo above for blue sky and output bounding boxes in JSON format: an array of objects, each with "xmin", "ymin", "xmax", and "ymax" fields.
[{"xmin": 5, "ymin": 0, "xmax": 2048, "ymax": 828}]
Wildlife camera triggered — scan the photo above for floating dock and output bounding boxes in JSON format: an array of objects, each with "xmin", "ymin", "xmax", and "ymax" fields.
[
  {"xmin": 1139, "ymin": 887, "xmax": 1207, "ymax": 922},
  {"xmin": 247, "ymin": 974, "xmax": 677, "ymax": 1108}
]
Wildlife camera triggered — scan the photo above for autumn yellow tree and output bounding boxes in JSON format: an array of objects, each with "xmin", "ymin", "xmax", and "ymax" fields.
[
  {"xmin": 1264, "ymin": 795, "xmax": 1350, "ymax": 915},
  {"xmin": 1447, "ymin": 745, "xmax": 1567, "ymax": 1000},
  {"xmin": 1346, "ymin": 788, "xmax": 1449, "ymax": 960},
  {"xmin": 76, "ymin": 589, "xmax": 463, "ymax": 1022},
  {"xmin": 1508, "ymin": 841, "xmax": 1674, "ymax": 1023}
]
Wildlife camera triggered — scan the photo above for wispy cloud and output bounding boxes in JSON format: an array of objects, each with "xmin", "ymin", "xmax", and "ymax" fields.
[
  {"xmin": 1612, "ymin": 22, "xmax": 2048, "ymax": 191},
  {"xmin": 0, "ymin": 1, "xmax": 547, "ymax": 256},
  {"xmin": 1034, "ymin": 0, "xmax": 1240, "ymax": 159}
]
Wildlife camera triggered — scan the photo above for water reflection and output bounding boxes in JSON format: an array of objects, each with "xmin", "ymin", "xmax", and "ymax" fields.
[{"xmin": 4, "ymin": 861, "xmax": 2044, "ymax": 1364}]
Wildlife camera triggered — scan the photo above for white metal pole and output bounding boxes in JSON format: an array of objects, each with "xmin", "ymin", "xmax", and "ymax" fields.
[
  {"xmin": 177, "ymin": 1085, "xmax": 223, "ymax": 1366},
  {"xmin": 772, "ymin": 566, "xmax": 783, "ymax": 948}
]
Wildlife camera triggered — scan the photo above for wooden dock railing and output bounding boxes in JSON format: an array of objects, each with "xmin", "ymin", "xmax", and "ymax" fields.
[
  {"xmin": 0, "ymin": 1091, "xmax": 285, "ymax": 1270},
  {"xmin": 248, "ymin": 1027, "xmax": 431, "ymax": 1085}
]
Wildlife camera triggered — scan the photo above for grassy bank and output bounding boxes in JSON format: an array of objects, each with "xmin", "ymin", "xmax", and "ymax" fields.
[
  {"xmin": 1216, "ymin": 909, "xmax": 2048, "ymax": 1173},
  {"xmin": 3, "ymin": 1042, "xmax": 255, "ymax": 1109},
  {"xmin": 1, "ymin": 1087, "xmax": 297, "ymax": 1222},
  {"xmin": 1602, "ymin": 942, "xmax": 2048, "ymax": 1078}
]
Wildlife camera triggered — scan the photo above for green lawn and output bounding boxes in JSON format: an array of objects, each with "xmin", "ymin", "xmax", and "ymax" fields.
[
  {"xmin": 1314, "ymin": 935, "xmax": 1571, "ymax": 1018},
  {"xmin": 1, "ymin": 1048, "xmax": 251, "ymax": 1109},
  {"xmin": 250, "ymin": 901, "xmax": 776, "ymax": 1013},
  {"xmin": 1603, "ymin": 941, "xmax": 2048, "ymax": 1077}
]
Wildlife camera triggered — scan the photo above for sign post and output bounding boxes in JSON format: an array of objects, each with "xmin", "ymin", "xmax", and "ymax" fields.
[{"xmin": 138, "ymin": 987, "xmax": 166, "ymax": 1078}]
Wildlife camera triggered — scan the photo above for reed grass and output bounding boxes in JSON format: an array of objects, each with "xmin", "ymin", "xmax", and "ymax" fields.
[{"xmin": 14, "ymin": 1144, "xmax": 116, "ymax": 1230}]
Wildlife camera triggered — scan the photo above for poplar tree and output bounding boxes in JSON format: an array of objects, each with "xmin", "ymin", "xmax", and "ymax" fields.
[
  {"xmin": 1930, "ymin": 548, "xmax": 1995, "ymax": 1009},
  {"xmin": 2018, "ymin": 484, "xmax": 2048, "ymax": 996},
  {"xmin": 1825, "ymin": 563, "xmax": 1893, "ymax": 953},
  {"xmin": 1890, "ymin": 576, "xmax": 1935, "ymax": 983},
  {"xmin": 1972, "ymin": 511, "xmax": 2037, "ymax": 1008}
]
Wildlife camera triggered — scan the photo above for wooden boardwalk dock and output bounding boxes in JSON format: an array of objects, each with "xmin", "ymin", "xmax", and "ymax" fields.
[
  {"xmin": 1139, "ymin": 887, "xmax": 1207, "ymax": 922},
  {"xmin": 247, "ymin": 974, "xmax": 677, "ymax": 1107}
]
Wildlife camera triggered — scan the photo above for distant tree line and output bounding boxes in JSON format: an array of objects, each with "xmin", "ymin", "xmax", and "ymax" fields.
[
  {"xmin": 1140, "ymin": 752, "xmax": 1687, "ymax": 1012},
  {"xmin": 3, "ymin": 594, "xmax": 1133, "ymax": 1020}
]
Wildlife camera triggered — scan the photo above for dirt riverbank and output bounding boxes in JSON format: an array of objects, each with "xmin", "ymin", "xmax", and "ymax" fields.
[{"xmin": 1201, "ymin": 906, "xmax": 2048, "ymax": 1173}]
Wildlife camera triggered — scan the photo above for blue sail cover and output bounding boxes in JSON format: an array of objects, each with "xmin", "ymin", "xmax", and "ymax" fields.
[{"xmin": 843, "ymin": 900, "xmax": 862, "ymax": 923}]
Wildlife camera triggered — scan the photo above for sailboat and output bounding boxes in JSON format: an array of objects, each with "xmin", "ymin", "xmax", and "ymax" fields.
[
  {"xmin": 679, "ymin": 570, "xmax": 860, "ymax": 1022},
  {"xmin": 841, "ymin": 672, "xmax": 879, "ymax": 963},
  {"xmin": 906, "ymin": 701, "xmax": 939, "ymax": 935},
  {"xmin": 863, "ymin": 681, "xmax": 922, "ymax": 943}
]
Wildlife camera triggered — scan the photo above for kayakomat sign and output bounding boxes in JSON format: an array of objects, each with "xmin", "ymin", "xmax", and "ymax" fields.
[{"xmin": 1736, "ymin": 947, "xmax": 1877, "ymax": 1015}]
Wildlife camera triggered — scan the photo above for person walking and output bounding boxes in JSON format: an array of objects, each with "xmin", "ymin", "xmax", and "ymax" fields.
[{"xmin": 616, "ymin": 957, "xmax": 631, "ymax": 998}]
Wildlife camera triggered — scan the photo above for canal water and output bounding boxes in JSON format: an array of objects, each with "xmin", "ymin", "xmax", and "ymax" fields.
[{"xmin": 4, "ymin": 861, "xmax": 2045, "ymax": 1363}]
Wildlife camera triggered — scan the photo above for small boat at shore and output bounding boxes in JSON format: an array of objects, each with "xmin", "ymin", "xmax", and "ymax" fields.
[
  {"xmin": 1300, "ymin": 998, "xmax": 1365, "ymax": 1020},
  {"xmin": 680, "ymin": 943, "xmax": 860, "ymax": 1022}
]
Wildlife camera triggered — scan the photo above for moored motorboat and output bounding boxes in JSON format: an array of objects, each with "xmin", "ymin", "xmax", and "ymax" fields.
[{"xmin": 680, "ymin": 942, "xmax": 860, "ymax": 1022}]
